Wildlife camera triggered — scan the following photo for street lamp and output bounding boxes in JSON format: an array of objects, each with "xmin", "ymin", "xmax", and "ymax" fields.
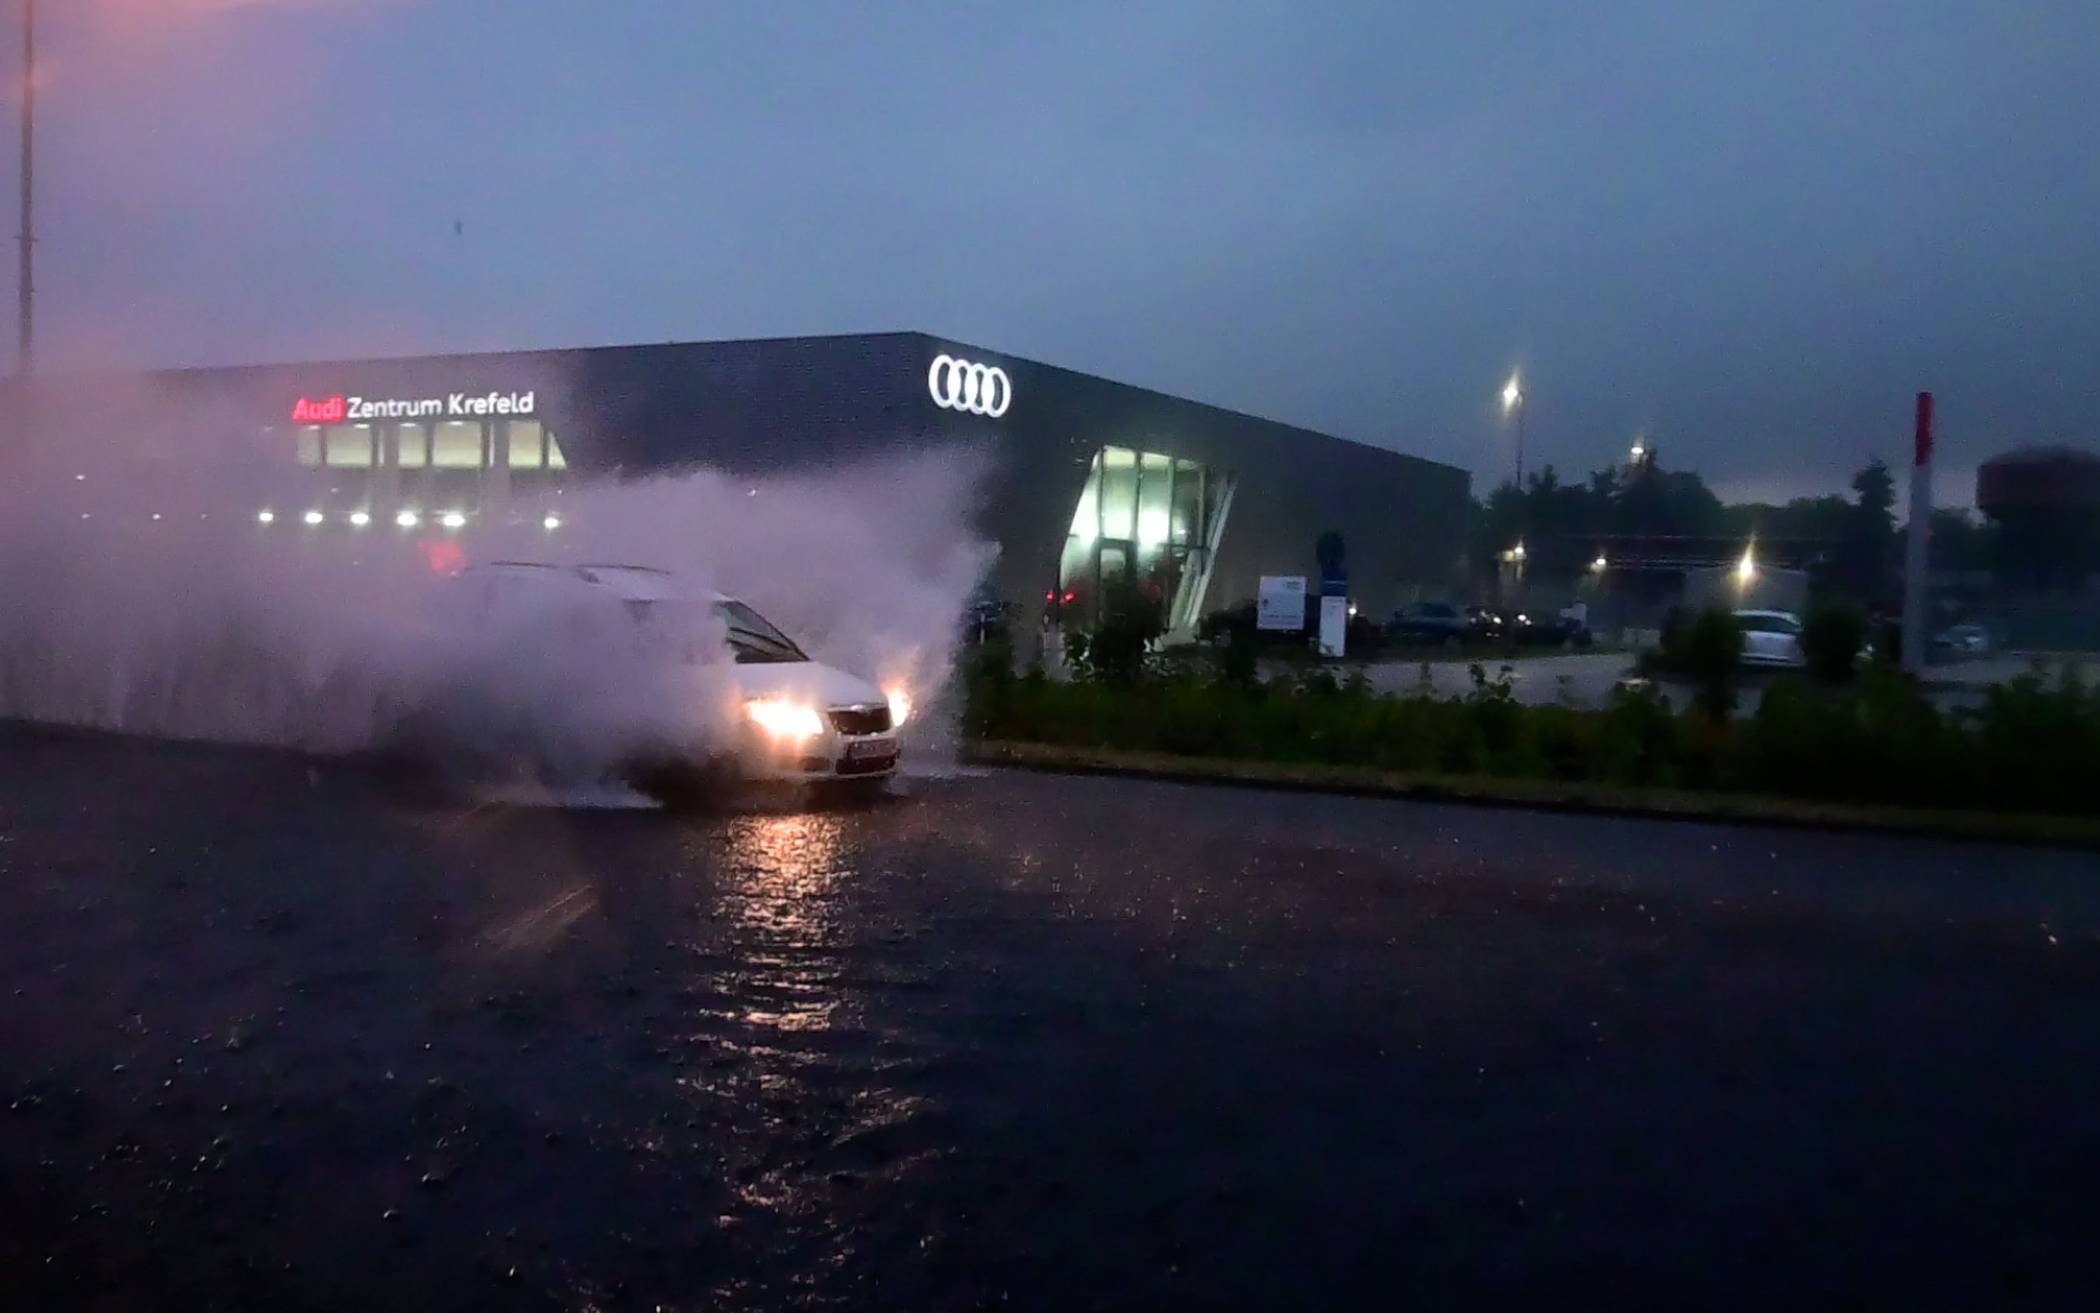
[
  {"xmin": 1500, "ymin": 374, "xmax": 1525, "ymax": 486},
  {"xmin": 1736, "ymin": 546, "xmax": 1757, "ymax": 587}
]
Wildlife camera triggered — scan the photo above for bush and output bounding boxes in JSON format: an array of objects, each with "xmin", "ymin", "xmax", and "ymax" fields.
[
  {"xmin": 1662, "ymin": 608, "xmax": 1743, "ymax": 722},
  {"xmin": 1801, "ymin": 603, "xmax": 1868, "ymax": 685},
  {"xmin": 961, "ymin": 643, "xmax": 2100, "ymax": 822}
]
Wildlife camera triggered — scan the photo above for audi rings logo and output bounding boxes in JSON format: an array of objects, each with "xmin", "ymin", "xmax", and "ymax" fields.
[{"xmin": 927, "ymin": 355, "xmax": 1012, "ymax": 418}]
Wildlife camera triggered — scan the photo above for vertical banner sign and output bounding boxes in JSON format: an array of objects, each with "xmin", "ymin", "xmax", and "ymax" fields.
[
  {"xmin": 1318, "ymin": 596, "xmax": 1348, "ymax": 658},
  {"xmin": 1316, "ymin": 531, "xmax": 1349, "ymax": 658},
  {"xmin": 1257, "ymin": 576, "xmax": 1308, "ymax": 631},
  {"xmin": 1901, "ymin": 391, "xmax": 1933, "ymax": 674}
]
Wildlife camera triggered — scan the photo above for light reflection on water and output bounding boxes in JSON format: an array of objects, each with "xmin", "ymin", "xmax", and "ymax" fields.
[
  {"xmin": 678, "ymin": 807, "xmax": 937, "ymax": 1230},
  {"xmin": 712, "ymin": 810, "xmax": 851, "ymax": 1036}
]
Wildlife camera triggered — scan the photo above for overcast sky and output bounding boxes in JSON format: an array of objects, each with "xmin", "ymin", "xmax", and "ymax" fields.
[{"xmin": 6, "ymin": 0, "xmax": 2097, "ymax": 503}]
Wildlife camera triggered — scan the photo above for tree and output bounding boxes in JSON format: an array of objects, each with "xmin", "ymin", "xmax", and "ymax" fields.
[
  {"xmin": 1928, "ymin": 508, "xmax": 1993, "ymax": 575},
  {"xmin": 1835, "ymin": 457, "xmax": 1899, "ymax": 606}
]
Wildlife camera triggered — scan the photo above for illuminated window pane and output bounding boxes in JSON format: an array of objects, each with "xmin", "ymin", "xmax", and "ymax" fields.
[
  {"xmin": 432, "ymin": 421, "xmax": 482, "ymax": 469},
  {"xmin": 325, "ymin": 425, "xmax": 373, "ymax": 468},
  {"xmin": 397, "ymin": 424, "xmax": 428, "ymax": 469},
  {"xmin": 1137, "ymin": 451, "xmax": 1173, "ymax": 549},
  {"xmin": 1097, "ymin": 446, "xmax": 1137, "ymax": 541},
  {"xmin": 296, "ymin": 426, "xmax": 321, "ymax": 466},
  {"xmin": 507, "ymin": 420, "xmax": 544, "ymax": 469},
  {"xmin": 546, "ymin": 430, "xmax": 568, "ymax": 471},
  {"xmin": 1172, "ymin": 459, "xmax": 1204, "ymax": 546}
]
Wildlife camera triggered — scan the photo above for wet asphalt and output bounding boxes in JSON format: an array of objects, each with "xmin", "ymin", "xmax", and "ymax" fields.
[{"xmin": 3, "ymin": 725, "xmax": 2100, "ymax": 1311}]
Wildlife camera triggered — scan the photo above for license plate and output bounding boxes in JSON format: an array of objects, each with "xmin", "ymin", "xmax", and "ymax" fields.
[{"xmin": 844, "ymin": 739, "xmax": 894, "ymax": 761}]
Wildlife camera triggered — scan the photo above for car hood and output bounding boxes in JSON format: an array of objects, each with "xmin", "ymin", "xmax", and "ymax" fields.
[{"xmin": 727, "ymin": 659, "xmax": 885, "ymax": 709}]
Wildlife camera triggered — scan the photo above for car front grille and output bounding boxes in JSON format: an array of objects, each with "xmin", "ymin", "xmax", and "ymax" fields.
[{"xmin": 827, "ymin": 704, "xmax": 892, "ymax": 736}]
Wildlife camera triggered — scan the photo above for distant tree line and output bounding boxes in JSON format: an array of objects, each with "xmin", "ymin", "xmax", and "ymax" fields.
[{"xmin": 1471, "ymin": 451, "xmax": 2005, "ymax": 607}]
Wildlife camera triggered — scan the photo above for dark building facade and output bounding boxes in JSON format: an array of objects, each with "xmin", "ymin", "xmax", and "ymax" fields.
[{"xmin": 4, "ymin": 332, "xmax": 1469, "ymax": 632}]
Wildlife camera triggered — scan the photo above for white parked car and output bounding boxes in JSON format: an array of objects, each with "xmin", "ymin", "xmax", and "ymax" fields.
[
  {"xmin": 1733, "ymin": 609, "xmax": 1806, "ymax": 668},
  {"xmin": 458, "ymin": 562, "xmax": 907, "ymax": 794},
  {"xmin": 1933, "ymin": 623, "xmax": 1993, "ymax": 656}
]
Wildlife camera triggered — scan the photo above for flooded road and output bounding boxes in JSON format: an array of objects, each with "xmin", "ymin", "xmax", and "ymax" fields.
[{"xmin": 4, "ymin": 726, "xmax": 2100, "ymax": 1310}]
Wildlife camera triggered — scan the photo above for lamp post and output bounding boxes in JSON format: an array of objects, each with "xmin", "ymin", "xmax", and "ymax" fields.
[{"xmin": 1501, "ymin": 374, "xmax": 1525, "ymax": 487}]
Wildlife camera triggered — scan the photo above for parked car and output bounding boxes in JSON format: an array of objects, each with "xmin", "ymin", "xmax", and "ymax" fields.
[
  {"xmin": 1733, "ymin": 609, "xmax": 1806, "ymax": 668},
  {"xmin": 1388, "ymin": 602, "xmax": 1469, "ymax": 646},
  {"xmin": 1463, "ymin": 605, "xmax": 1509, "ymax": 640},
  {"xmin": 1511, "ymin": 609, "xmax": 1594, "ymax": 649},
  {"xmin": 1933, "ymin": 622, "xmax": 1993, "ymax": 656}
]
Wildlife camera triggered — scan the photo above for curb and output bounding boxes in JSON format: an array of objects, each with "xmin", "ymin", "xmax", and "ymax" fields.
[{"xmin": 964, "ymin": 740, "xmax": 2100, "ymax": 849}]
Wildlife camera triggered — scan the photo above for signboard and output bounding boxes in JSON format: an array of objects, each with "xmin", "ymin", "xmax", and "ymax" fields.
[
  {"xmin": 289, "ymin": 391, "xmax": 536, "ymax": 423},
  {"xmin": 1257, "ymin": 575, "xmax": 1307, "ymax": 631},
  {"xmin": 1318, "ymin": 596, "xmax": 1348, "ymax": 658}
]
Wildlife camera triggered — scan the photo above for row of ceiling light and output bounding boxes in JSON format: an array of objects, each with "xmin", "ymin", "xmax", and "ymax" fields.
[{"xmin": 255, "ymin": 509, "xmax": 563, "ymax": 530}]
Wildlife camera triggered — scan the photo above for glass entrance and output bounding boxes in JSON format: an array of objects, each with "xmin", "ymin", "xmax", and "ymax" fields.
[{"xmin": 1056, "ymin": 445, "xmax": 1234, "ymax": 632}]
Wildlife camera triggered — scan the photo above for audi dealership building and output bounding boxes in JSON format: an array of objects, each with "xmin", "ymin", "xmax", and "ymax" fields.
[{"xmin": 3, "ymin": 332, "xmax": 1469, "ymax": 634}]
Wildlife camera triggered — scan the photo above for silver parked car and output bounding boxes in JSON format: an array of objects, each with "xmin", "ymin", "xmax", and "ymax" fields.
[{"xmin": 1733, "ymin": 610, "xmax": 1806, "ymax": 668}]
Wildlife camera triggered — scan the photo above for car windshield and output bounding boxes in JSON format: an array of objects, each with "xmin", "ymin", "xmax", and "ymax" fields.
[
  {"xmin": 1738, "ymin": 613, "xmax": 1800, "ymax": 634},
  {"xmin": 715, "ymin": 600, "xmax": 808, "ymax": 664}
]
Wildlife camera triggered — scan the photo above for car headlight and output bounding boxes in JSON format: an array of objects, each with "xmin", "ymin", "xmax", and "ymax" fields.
[
  {"xmin": 885, "ymin": 686, "xmax": 912, "ymax": 729},
  {"xmin": 746, "ymin": 698, "xmax": 824, "ymax": 741}
]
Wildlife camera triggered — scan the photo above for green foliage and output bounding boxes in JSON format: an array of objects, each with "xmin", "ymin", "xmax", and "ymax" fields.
[
  {"xmin": 1800, "ymin": 603, "xmax": 1868, "ymax": 685},
  {"xmin": 963, "ymin": 656, "xmax": 2100, "ymax": 821},
  {"xmin": 1654, "ymin": 607, "xmax": 1742, "ymax": 722},
  {"xmin": 1069, "ymin": 577, "xmax": 1165, "ymax": 685}
]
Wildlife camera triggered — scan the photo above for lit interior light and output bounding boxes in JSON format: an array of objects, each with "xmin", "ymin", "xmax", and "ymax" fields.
[
  {"xmin": 395, "ymin": 510, "xmax": 420, "ymax": 528},
  {"xmin": 542, "ymin": 514, "xmax": 562, "ymax": 531},
  {"xmin": 302, "ymin": 510, "xmax": 325, "ymax": 526},
  {"xmin": 886, "ymin": 687, "xmax": 912, "ymax": 728},
  {"xmin": 1137, "ymin": 509, "xmax": 1170, "ymax": 546},
  {"xmin": 348, "ymin": 510, "xmax": 371, "ymax": 527},
  {"xmin": 440, "ymin": 511, "xmax": 467, "ymax": 530},
  {"xmin": 745, "ymin": 699, "xmax": 823, "ymax": 741},
  {"xmin": 257, "ymin": 510, "xmax": 276, "ymax": 525}
]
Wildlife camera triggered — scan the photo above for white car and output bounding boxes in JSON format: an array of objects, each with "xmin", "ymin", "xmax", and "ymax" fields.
[
  {"xmin": 459, "ymin": 562, "xmax": 907, "ymax": 792},
  {"xmin": 1933, "ymin": 623, "xmax": 1993, "ymax": 656},
  {"xmin": 1733, "ymin": 609, "xmax": 1806, "ymax": 668}
]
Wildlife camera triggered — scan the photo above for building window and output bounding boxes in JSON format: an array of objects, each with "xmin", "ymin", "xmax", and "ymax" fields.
[
  {"xmin": 1097, "ymin": 446, "xmax": 1138, "ymax": 542},
  {"xmin": 296, "ymin": 426, "xmax": 321, "ymax": 466},
  {"xmin": 397, "ymin": 423, "xmax": 428, "ymax": 469},
  {"xmin": 432, "ymin": 421, "xmax": 482, "ymax": 469},
  {"xmin": 546, "ymin": 430, "xmax": 569, "ymax": 470},
  {"xmin": 507, "ymin": 419, "xmax": 544, "ymax": 469},
  {"xmin": 324, "ymin": 425, "xmax": 373, "ymax": 468},
  {"xmin": 1137, "ymin": 451, "xmax": 1173, "ymax": 550},
  {"xmin": 1056, "ymin": 445, "xmax": 1233, "ymax": 632}
]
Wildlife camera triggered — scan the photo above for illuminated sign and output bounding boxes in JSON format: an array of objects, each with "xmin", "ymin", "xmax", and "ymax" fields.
[
  {"xmin": 927, "ymin": 355, "xmax": 1011, "ymax": 417},
  {"xmin": 289, "ymin": 391, "xmax": 536, "ymax": 424}
]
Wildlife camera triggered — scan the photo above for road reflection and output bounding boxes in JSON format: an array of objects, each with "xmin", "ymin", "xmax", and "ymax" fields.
[{"xmin": 708, "ymin": 810, "xmax": 852, "ymax": 1037}]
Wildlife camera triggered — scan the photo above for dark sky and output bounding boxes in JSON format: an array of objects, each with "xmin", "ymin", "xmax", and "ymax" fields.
[{"xmin": 7, "ymin": 1, "xmax": 2098, "ymax": 504}]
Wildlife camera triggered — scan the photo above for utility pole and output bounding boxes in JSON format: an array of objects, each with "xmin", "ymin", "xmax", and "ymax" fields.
[
  {"xmin": 16, "ymin": 0, "xmax": 33, "ymax": 375},
  {"xmin": 1901, "ymin": 392, "xmax": 1933, "ymax": 675}
]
